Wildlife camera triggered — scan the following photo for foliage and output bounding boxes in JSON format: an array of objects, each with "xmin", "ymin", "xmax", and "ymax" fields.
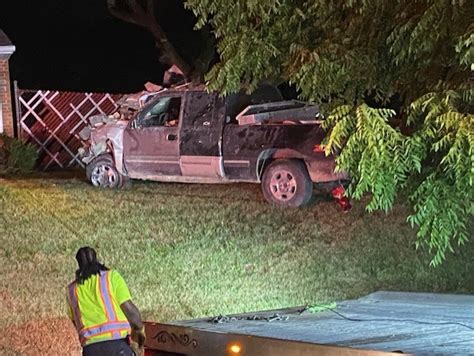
[
  {"xmin": 322, "ymin": 93, "xmax": 473, "ymax": 265},
  {"xmin": 187, "ymin": 0, "xmax": 473, "ymax": 104},
  {"xmin": 186, "ymin": 0, "xmax": 474, "ymax": 264},
  {"xmin": 406, "ymin": 91, "xmax": 473, "ymax": 265},
  {"xmin": 0, "ymin": 134, "xmax": 37, "ymax": 173}
]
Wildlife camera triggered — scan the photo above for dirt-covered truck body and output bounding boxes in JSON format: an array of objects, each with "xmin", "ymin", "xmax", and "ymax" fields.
[{"xmin": 79, "ymin": 87, "xmax": 348, "ymax": 207}]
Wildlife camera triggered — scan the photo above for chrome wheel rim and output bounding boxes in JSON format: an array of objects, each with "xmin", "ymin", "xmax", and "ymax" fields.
[
  {"xmin": 269, "ymin": 169, "xmax": 297, "ymax": 201},
  {"xmin": 91, "ymin": 164, "xmax": 118, "ymax": 187}
]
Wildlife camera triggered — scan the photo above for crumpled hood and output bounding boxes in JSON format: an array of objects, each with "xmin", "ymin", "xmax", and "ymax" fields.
[
  {"xmin": 90, "ymin": 120, "xmax": 128, "ymax": 143},
  {"xmin": 79, "ymin": 119, "xmax": 128, "ymax": 175},
  {"xmin": 78, "ymin": 113, "xmax": 128, "ymax": 142}
]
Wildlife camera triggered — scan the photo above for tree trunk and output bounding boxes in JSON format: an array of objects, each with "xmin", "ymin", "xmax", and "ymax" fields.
[{"xmin": 107, "ymin": 0, "xmax": 192, "ymax": 77}]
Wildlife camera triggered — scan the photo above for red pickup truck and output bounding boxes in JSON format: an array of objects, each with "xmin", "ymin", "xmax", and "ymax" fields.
[{"xmin": 79, "ymin": 86, "xmax": 349, "ymax": 207}]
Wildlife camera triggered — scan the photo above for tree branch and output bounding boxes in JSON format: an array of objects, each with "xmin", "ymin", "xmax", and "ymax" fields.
[
  {"xmin": 108, "ymin": 6, "xmax": 140, "ymax": 26},
  {"xmin": 107, "ymin": 0, "xmax": 192, "ymax": 76},
  {"xmin": 146, "ymin": 0, "xmax": 155, "ymax": 15},
  {"xmin": 126, "ymin": 0, "xmax": 147, "ymax": 18}
]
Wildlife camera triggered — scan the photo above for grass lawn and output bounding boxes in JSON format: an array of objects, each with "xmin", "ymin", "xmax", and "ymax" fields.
[{"xmin": 1, "ymin": 171, "xmax": 473, "ymax": 353}]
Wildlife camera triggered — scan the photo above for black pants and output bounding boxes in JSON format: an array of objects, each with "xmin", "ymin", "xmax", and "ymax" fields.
[{"xmin": 83, "ymin": 338, "xmax": 134, "ymax": 356}]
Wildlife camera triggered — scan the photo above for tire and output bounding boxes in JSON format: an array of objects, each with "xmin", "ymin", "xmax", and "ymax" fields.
[
  {"xmin": 261, "ymin": 159, "xmax": 313, "ymax": 207},
  {"xmin": 86, "ymin": 154, "xmax": 125, "ymax": 188}
]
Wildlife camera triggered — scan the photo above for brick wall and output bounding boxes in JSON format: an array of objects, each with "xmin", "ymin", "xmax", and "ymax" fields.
[{"xmin": 0, "ymin": 57, "xmax": 14, "ymax": 136}]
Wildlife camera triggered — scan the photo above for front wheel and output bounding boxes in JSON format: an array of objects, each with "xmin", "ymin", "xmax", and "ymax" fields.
[
  {"xmin": 86, "ymin": 154, "xmax": 125, "ymax": 188},
  {"xmin": 261, "ymin": 159, "xmax": 312, "ymax": 207}
]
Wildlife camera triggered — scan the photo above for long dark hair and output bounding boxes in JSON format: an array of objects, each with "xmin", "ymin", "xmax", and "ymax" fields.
[{"xmin": 75, "ymin": 246, "xmax": 109, "ymax": 284}]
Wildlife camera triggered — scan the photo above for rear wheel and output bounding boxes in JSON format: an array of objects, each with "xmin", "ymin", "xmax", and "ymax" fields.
[
  {"xmin": 261, "ymin": 159, "xmax": 312, "ymax": 207},
  {"xmin": 86, "ymin": 154, "xmax": 125, "ymax": 188}
]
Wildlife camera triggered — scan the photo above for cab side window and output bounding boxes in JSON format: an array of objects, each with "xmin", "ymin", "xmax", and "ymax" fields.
[{"xmin": 137, "ymin": 96, "xmax": 181, "ymax": 128}]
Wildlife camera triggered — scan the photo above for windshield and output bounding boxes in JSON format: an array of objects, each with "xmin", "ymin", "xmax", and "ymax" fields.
[{"xmin": 134, "ymin": 96, "xmax": 181, "ymax": 128}]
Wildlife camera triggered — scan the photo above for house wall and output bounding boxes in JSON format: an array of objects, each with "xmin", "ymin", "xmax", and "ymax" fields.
[{"xmin": 0, "ymin": 55, "xmax": 14, "ymax": 136}]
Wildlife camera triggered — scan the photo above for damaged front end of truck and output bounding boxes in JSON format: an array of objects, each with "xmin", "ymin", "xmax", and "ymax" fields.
[
  {"xmin": 77, "ymin": 85, "xmax": 163, "ymax": 176},
  {"xmin": 78, "ymin": 114, "xmax": 128, "ymax": 175}
]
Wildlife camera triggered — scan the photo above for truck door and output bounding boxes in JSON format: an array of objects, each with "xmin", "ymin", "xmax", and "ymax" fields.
[
  {"xmin": 179, "ymin": 91, "xmax": 226, "ymax": 178},
  {"xmin": 123, "ymin": 94, "xmax": 182, "ymax": 178}
]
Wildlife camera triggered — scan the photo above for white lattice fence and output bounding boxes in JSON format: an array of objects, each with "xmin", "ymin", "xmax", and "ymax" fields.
[{"xmin": 17, "ymin": 90, "xmax": 122, "ymax": 170}]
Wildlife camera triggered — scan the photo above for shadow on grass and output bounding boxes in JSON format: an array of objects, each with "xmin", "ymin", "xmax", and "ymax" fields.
[{"xmin": 0, "ymin": 168, "xmax": 86, "ymax": 181}]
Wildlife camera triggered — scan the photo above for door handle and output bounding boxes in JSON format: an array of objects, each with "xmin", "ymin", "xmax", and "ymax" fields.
[{"xmin": 166, "ymin": 134, "xmax": 177, "ymax": 141}]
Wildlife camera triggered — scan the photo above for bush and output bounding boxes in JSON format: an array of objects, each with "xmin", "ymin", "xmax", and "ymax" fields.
[{"xmin": 0, "ymin": 134, "xmax": 38, "ymax": 173}]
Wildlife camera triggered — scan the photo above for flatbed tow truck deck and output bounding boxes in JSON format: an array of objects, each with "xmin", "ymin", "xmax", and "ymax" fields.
[{"xmin": 144, "ymin": 291, "xmax": 474, "ymax": 355}]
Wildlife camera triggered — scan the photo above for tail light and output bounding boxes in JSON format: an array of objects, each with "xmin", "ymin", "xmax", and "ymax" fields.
[
  {"xmin": 331, "ymin": 186, "xmax": 352, "ymax": 212},
  {"xmin": 313, "ymin": 144, "xmax": 325, "ymax": 153}
]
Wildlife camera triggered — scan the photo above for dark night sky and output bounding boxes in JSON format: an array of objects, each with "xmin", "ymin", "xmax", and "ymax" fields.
[{"xmin": 0, "ymin": 0, "xmax": 199, "ymax": 93}]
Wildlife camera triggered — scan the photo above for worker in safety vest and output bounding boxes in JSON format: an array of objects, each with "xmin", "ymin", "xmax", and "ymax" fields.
[{"xmin": 66, "ymin": 246, "xmax": 146, "ymax": 356}]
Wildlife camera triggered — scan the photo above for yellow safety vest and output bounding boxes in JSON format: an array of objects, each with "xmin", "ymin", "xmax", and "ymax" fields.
[{"xmin": 67, "ymin": 270, "xmax": 132, "ymax": 346}]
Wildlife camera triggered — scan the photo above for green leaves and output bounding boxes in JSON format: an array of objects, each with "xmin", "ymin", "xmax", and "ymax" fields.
[
  {"xmin": 455, "ymin": 30, "xmax": 474, "ymax": 70},
  {"xmin": 0, "ymin": 134, "xmax": 38, "ymax": 173},
  {"xmin": 322, "ymin": 93, "xmax": 473, "ymax": 266},
  {"xmin": 408, "ymin": 174, "xmax": 470, "ymax": 267},
  {"xmin": 187, "ymin": 0, "xmax": 473, "ymax": 107},
  {"xmin": 323, "ymin": 104, "xmax": 408, "ymax": 213}
]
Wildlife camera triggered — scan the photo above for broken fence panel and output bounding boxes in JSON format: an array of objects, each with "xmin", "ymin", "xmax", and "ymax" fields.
[{"xmin": 17, "ymin": 89, "xmax": 122, "ymax": 170}]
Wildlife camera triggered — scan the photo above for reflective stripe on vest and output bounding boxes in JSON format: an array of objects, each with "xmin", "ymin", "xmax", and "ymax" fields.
[
  {"xmin": 68, "ymin": 271, "xmax": 131, "ymax": 345},
  {"xmin": 99, "ymin": 270, "xmax": 118, "ymax": 322},
  {"xmin": 68, "ymin": 283, "xmax": 86, "ymax": 343},
  {"xmin": 80, "ymin": 321, "xmax": 131, "ymax": 339}
]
